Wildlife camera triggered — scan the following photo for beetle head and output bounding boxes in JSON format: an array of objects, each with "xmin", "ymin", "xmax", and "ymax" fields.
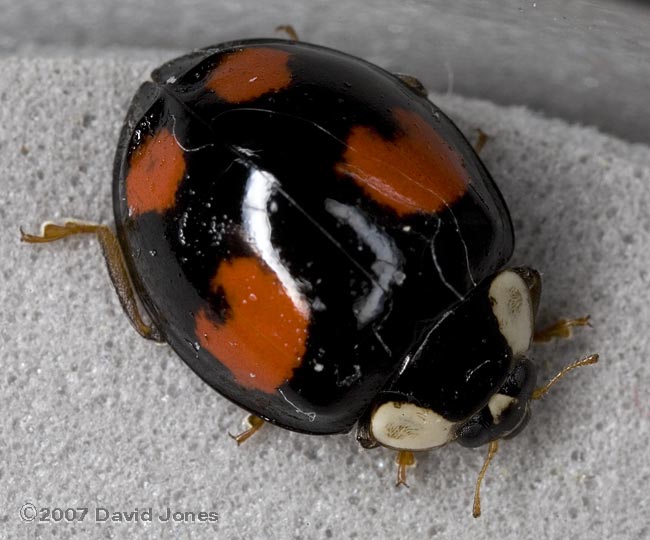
[{"xmin": 356, "ymin": 267, "xmax": 543, "ymax": 452}]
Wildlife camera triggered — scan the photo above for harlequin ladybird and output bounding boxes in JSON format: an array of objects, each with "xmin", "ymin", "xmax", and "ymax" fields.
[{"xmin": 22, "ymin": 35, "xmax": 598, "ymax": 517}]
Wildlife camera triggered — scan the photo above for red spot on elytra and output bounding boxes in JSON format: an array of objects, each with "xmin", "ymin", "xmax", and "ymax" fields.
[
  {"xmin": 125, "ymin": 128, "xmax": 186, "ymax": 216},
  {"xmin": 195, "ymin": 257, "xmax": 309, "ymax": 393},
  {"xmin": 206, "ymin": 47, "xmax": 292, "ymax": 104},
  {"xmin": 335, "ymin": 108, "xmax": 469, "ymax": 216}
]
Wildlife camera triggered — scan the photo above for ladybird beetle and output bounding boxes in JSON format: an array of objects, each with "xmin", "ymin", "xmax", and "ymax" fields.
[{"xmin": 22, "ymin": 35, "xmax": 598, "ymax": 517}]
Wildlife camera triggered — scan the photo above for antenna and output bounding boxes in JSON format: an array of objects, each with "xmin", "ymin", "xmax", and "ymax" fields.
[
  {"xmin": 532, "ymin": 354, "xmax": 599, "ymax": 400},
  {"xmin": 472, "ymin": 352, "xmax": 599, "ymax": 517}
]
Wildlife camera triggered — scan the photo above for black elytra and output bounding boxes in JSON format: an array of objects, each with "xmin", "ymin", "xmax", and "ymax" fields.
[
  {"xmin": 19, "ymin": 34, "xmax": 600, "ymax": 520},
  {"xmin": 110, "ymin": 38, "xmax": 535, "ymax": 440}
]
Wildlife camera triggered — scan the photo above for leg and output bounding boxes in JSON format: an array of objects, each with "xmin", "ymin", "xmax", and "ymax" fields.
[
  {"xmin": 275, "ymin": 25, "xmax": 299, "ymax": 41},
  {"xmin": 395, "ymin": 450, "xmax": 416, "ymax": 487},
  {"xmin": 394, "ymin": 74, "xmax": 429, "ymax": 98},
  {"xmin": 20, "ymin": 220, "xmax": 163, "ymax": 342},
  {"xmin": 229, "ymin": 414, "xmax": 265, "ymax": 445},
  {"xmin": 474, "ymin": 128, "xmax": 489, "ymax": 154},
  {"xmin": 534, "ymin": 316, "xmax": 591, "ymax": 343}
]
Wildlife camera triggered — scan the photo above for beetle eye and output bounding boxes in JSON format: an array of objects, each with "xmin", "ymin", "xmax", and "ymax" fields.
[
  {"xmin": 456, "ymin": 359, "xmax": 537, "ymax": 447},
  {"xmin": 456, "ymin": 396, "xmax": 530, "ymax": 448}
]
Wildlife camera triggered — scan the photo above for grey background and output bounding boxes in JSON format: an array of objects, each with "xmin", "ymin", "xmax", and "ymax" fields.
[
  {"xmin": 0, "ymin": 0, "xmax": 648, "ymax": 144},
  {"xmin": 1, "ymin": 1, "xmax": 649, "ymax": 539}
]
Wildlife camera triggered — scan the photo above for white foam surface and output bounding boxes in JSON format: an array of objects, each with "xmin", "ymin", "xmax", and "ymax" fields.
[{"xmin": 1, "ymin": 55, "xmax": 649, "ymax": 540}]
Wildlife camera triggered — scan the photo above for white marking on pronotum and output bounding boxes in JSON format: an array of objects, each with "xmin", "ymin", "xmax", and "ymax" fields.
[
  {"xmin": 488, "ymin": 270, "xmax": 534, "ymax": 357},
  {"xmin": 370, "ymin": 401, "xmax": 455, "ymax": 450},
  {"xmin": 242, "ymin": 169, "xmax": 310, "ymax": 317},
  {"xmin": 277, "ymin": 388, "xmax": 316, "ymax": 421},
  {"xmin": 325, "ymin": 199, "xmax": 403, "ymax": 326}
]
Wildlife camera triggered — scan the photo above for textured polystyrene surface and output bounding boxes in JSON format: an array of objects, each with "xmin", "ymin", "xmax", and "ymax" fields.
[{"xmin": 1, "ymin": 56, "xmax": 649, "ymax": 539}]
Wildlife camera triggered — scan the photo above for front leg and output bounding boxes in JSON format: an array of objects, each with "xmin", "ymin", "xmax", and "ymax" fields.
[
  {"xmin": 534, "ymin": 316, "xmax": 591, "ymax": 343},
  {"xmin": 395, "ymin": 450, "xmax": 416, "ymax": 487},
  {"xmin": 229, "ymin": 414, "xmax": 265, "ymax": 445},
  {"xmin": 21, "ymin": 220, "xmax": 164, "ymax": 342},
  {"xmin": 394, "ymin": 73, "xmax": 428, "ymax": 98}
]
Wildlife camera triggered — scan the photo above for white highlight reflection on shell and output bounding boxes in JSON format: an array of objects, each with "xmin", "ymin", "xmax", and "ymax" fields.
[
  {"xmin": 325, "ymin": 199, "xmax": 402, "ymax": 326},
  {"xmin": 242, "ymin": 169, "xmax": 309, "ymax": 318}
]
